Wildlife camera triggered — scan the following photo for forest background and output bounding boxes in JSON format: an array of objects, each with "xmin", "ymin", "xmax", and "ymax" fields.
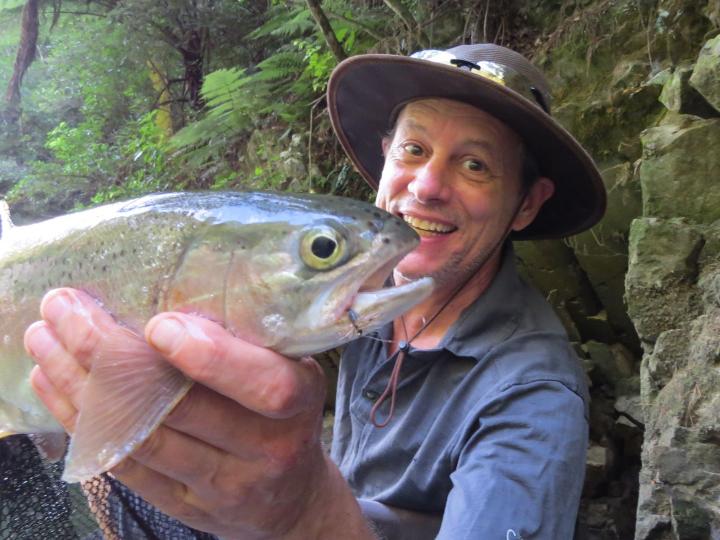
[{"xmin": 2, "ymin": 1, "xmax": 720, "ymax": 538}]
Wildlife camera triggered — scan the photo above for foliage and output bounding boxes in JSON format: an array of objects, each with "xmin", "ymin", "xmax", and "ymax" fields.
[
  {"xmin": 0, "ymin": 0, "xmax": 26, "ymax": 11},
  {"xmin": 2, "ymin": 0, "xmax": 635, "ymax": 216}
]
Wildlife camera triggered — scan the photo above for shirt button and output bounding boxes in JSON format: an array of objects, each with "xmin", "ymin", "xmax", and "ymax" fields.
[{"xmin": 362, "ymin": 389, "xmax": 380, "ymax": 401}]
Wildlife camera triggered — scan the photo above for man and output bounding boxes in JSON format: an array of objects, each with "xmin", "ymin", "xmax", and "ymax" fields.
[{"xmin": 24, "ymin": 44, "xmax": 605, "ymax": 539}]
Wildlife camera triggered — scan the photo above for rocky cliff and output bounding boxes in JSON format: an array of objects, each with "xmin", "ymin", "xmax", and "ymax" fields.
[{"xmin": 516, "ymin": 1, "xmax": 719, "ymax": 537}]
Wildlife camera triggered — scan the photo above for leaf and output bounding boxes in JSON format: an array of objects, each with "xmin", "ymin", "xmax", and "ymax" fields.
[{"xmin": 0, "ymin": 0, "xmax": 26, "ymax": 12}]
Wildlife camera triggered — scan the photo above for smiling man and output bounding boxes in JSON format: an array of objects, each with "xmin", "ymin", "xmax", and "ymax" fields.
[
  {"xmin": 26, "ymin": 44, "xmax": 606, "ymax": 539},
  {"xmin": 327, "ymin": 44, "xmax": 606, "ymax": 539}
]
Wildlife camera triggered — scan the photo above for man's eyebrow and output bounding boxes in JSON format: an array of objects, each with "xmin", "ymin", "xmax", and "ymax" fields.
[
  {"xmin": 462, "ymin": 139, "xmax": 496, "ymax": 153},
  {"xmin": 401, "ymin": 121, "xmax": 496, "ymax": 151},
  {"xmin": 400, "ymin": 119, "xmax": 429, "ymax": 134}
]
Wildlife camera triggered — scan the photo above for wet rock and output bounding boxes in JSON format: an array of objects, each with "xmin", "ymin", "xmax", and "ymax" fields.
[
  {"xmin": 658, "ymin": 64, "xmax": 717, "ymax": 116},
  {"xmin": 625, "ymin": 218, "xmax": 703, "ymax": 342},
  {"xmin": 615, "ymin": 394, "xmax": 644, "ymax": 426},
  {"xmin": 689, "ymin": 34, "xmax": 720, "ymax": 114},
  {"xmin": 627, "ymin": 218, "xmax": 703, "ymax": 286},
  {"xmin": 640, "ymin": 117, "xmax": 720, "ymax": 224},
  {"xmin": 670, "ymin": 496, "xmax": 711, "ymax": 539},
  {"xmin": 584, "ymin": 341, "xmax": 634, "ymax": 387},
  {"xmin": 584, "ymin": 443, "xmax": 612, "ymax": 497},
  {"xmin": 643, "ymin": 328, "xmax": 689, "ymax": 395},
  {"xmin": 514, "ymin": 239, "xmax": 600, "ymax": 340},
  {"xmin": 573, "ymin": 163, "xmax": 642, "ymax": 352}
]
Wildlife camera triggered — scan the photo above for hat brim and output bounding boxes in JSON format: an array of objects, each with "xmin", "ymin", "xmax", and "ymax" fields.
[{"xmin": 327, "ymin": 54, "xmax": 606, "ymax": 239}]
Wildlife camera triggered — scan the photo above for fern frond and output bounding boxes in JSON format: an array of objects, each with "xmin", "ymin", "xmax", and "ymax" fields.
[
  {"xmin": 253, "ymin": 50, "xmax": 305, "ymax": 83},
  {"xmin": 248, "ymin": 5, "xmax": 308, "ymax": 40}
]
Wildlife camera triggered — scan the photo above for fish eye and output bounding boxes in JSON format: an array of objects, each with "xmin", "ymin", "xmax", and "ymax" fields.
[{"xmin": 300, "ymin": 226, "xmax": 347, "ymax": 270}]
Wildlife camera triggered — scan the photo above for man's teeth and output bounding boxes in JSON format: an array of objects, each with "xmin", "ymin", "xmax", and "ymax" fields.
[{"xmin": 403, "ymin": 215, "xmax": 455, "ymax": 233}]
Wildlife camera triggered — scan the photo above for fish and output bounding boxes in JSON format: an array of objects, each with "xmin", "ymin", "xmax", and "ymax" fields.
[{"xmin": 0, "ymin": 191, "xmax": 433, "ymax": 482}]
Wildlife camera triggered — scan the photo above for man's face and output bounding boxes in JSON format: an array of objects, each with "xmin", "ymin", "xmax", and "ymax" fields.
[{"xmin": 375, "ymin": 98, "xmax": 529, "ymax": 288}]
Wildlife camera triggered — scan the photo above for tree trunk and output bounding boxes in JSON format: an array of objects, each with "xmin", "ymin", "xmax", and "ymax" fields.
[
  {"xmin": 181, "ymin": 29, "xmax": 205, "ymax": 111},
  {"xmin": 3, "ymin": 0, "xmax": 40, "ymax": 124},
  {"xmin": 306, "ymin": 0, "xmax": 347, "ymax": 62}
]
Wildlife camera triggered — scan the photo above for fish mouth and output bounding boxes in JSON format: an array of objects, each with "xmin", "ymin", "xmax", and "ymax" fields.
[
  {"xmin": 348, "ymin": 276, "xmax": 434, "ymax": 333},
  {"xmin": 341, "ymin": 250, "xmax": 433, "ymax": 335}
]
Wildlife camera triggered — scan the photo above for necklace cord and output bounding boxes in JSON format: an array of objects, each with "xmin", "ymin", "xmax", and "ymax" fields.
[{"xmin": 367, "ymin": 185, "xmax": 531, "ymax": 428}]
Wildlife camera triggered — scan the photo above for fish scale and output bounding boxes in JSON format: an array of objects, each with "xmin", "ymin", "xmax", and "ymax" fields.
[
  {"xmin": 0, "ymin": 191, "xmax": 433, "ymax": 482},
  {"xmin": 0, "ymin": 208, "xmax": 200, "ymax": 435}
]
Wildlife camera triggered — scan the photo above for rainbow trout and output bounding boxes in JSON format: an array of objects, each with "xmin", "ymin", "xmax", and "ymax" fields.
[{"xmin": 0, "ymin": 191, "xmax": 433, "ymax": 482}]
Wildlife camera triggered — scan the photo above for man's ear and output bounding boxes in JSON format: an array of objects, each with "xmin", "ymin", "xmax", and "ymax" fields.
[
  {"xmin": 511, "ymin": 177, "xmax": 555, "ymax": 232},
  {"xmin": 381, "ymin": 135, "xmax": 392, "ymax": 157}
]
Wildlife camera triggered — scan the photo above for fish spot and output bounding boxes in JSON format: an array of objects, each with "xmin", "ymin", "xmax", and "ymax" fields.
[{"xmin": 382, "ymin": 238, "xmax": 390, "ymax": 244}]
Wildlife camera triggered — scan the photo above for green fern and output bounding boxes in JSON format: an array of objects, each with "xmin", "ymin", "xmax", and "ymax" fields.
[
  {"xmin": 248, "ymin": 4, "xmax": 313, "ymax": 40},
  {"xmin": 253, "ymin": 50, "xmax": 305, "ymax": 83},
  {"xmin": 169, "ymin": 68, "xmax": 255, "ymax": 153}
]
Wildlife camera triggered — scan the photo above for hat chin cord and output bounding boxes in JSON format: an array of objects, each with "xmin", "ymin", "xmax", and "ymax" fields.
[{"xmin": 368, "ymin": 185, "xmax": 531, "ymax": 428}]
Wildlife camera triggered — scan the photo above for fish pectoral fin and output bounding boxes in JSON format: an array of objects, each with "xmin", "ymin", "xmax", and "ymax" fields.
[
  {"xmin": 28, "ymin": 432, "xmax": 69, "ymax": 461},
  {"xmin": 62, "ymin": 325, "xmax": 193, "ymax": 483}
]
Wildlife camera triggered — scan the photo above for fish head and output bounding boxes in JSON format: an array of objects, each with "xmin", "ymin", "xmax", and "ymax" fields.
[{"xmin": 168, "ymin": 193, "xmax": 433, "ymax": 356}]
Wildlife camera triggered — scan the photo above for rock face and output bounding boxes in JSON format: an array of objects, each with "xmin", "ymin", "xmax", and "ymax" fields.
[
  {"xmin": 628, "ymin": 120, "xmax": 720, "ymax": 537},
  {"xmin": 690, "ymin": 35, "xmax": 720, "ymax": 112},
  {"xmin": 523, "ymin": 2, "xmax": 720, "ymax": 538}
]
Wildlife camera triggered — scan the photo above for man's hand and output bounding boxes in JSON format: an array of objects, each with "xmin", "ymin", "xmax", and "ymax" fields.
[{"xmin": 24, "ymin": 288, "xmax": 374, "ymax": 540}]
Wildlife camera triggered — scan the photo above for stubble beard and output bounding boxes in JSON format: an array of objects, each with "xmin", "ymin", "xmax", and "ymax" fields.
[{"xmin": 396, "ymin": 241, "xmax": 502, "ymax": 294}]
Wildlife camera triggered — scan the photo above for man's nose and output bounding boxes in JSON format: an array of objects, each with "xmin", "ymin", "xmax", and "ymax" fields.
[{"xmin": 407, "ymin": 158, "xmax": 451, "ymax": 202}]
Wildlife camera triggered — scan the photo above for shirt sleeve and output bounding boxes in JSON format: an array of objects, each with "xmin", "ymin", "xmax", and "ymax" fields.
[{"xmin": 436, "ymin": 379, "xmax": 588, "ymax": 540}]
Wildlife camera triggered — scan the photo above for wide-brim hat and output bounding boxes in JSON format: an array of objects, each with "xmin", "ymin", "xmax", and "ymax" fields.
[{"xmin": 327, "ymin": 44, "xmax": 606, "ymax": 239}]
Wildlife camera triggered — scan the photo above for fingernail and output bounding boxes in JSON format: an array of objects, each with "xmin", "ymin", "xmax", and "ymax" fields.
[
  {"xmin": 25, "ymin": 324, "xmax": 59, "ymax": 360},
  {"xmin": 41, "ymin": 291, "xmax": 73, "ymax": 326},
  {"xmin": 148, "ymin": 318, "xmax": 186, "ymax": 355}
]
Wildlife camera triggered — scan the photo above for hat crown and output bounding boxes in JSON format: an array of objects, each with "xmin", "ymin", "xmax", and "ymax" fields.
[{"xmin": 419, "ymin": 43, "xmax": 553, "ymax": 114}]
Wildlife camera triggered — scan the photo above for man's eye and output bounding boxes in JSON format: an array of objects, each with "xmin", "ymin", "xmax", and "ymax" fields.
[
  {"xmin": 403, "ymin": 143, "xmax": 423, "ymax": 156},
  {"xmin": 464, "ymin": 159, "xmax": 488, "ymax": 172}
]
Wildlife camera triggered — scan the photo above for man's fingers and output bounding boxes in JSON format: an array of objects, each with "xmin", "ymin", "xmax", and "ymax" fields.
[
  {"xmin": 124, "ymin": 423, "xmax": 265, "ymax": 500},
  {"xmin": 145, "ymin": 314, "xmax": 325, "ymax": 418},
  {"xmin": 38, "ymin": 288, "xmax": 118, "ymax": 370},
  {"xmin": 25, "ymin": 321, "xmax": 89, "ymax": 411},
  {"xmin": 163, "ymin": 384, "xmax": 322, "ymax": 466},
  {"xmin": 29, "ymin": 365, "xmax": 79, "ymax": 433}
]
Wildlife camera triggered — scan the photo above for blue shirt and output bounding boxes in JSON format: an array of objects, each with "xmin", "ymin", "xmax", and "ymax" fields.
[{"xmin": 332, "ymin": 246, "xmax": 589, "ymax": 540}]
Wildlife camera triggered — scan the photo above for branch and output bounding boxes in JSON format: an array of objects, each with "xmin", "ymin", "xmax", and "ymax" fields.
[
  {"xmin": 4, "ymin": 0, "xmax": 39, "ymax": 121},
  {"xmin": 305, "ymin": 0, "xmax": 347, "ymax": 62},
  {"xmin": 326, "ymin": 10, "xmax": 383, "ymax": 42},
  {"xmin": 55, "ymin": 10, "xmax": 109, "ymax": 17},
  {"xmin": 382, "ymin": 0, "xmax": 429, "ymax": 48}
]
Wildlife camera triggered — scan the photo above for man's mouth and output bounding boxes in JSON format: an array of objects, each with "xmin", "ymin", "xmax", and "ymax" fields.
[{"xmin": 402, "ymin": 215, "xmax": 457, "ymax": 237}]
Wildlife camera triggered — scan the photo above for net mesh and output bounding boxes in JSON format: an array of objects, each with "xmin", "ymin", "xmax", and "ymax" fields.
[{"xmin": 1, "ymin": 435, "xmax": 218, "ymax": 540}]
